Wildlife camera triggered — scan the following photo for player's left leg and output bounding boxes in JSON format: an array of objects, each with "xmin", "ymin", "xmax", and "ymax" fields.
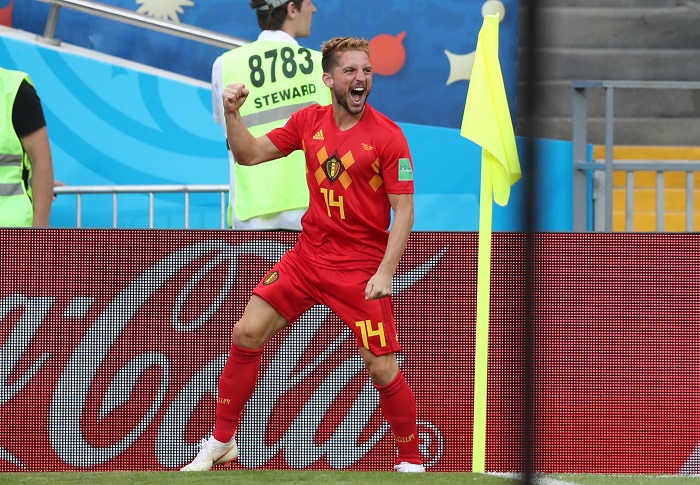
[
  {"xmin": 359, "ymin": 348, "xmax": 424, "ymax": 472},
  {"xmin": 320, "ymin": 266, "xmax": 424, "ymax": 471}
]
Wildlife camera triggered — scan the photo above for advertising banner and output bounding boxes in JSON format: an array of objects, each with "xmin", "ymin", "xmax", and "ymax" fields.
[{"xmin": 1, "ymin": 231, "xmax": 699, "ymax": 473}]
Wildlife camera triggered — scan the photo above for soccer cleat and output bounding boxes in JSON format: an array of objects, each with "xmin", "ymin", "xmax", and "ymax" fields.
[
  {"xmin": 180, "ymin": 435, "xmax": 238, "ymax": 471},
  {"xmin": 394, "ymin": 461, "xmax": 426, "ymax": 473}
]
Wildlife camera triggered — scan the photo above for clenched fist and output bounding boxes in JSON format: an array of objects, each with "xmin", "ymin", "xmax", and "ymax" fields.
[{"xmin": 223, "ymin": 83, "xmax": 250, "ymax": 114}]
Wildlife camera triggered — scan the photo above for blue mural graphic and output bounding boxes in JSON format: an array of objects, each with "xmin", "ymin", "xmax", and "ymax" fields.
[
  {"xmin": 1, "ymin": 1, "xmax": 574, "ymax": 232},
  {"xmin": 0, "ymin": 30, "xmax": 228, "ymax": 227},
  {"xmin": 9, "ymin": 0, "xmax": 519, "ymax": 129}
]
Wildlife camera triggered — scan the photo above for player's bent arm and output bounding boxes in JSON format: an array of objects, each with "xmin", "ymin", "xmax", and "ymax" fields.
[
  {"xmin": 224, "ymin": 111, "xmax": 284, "ymax": 166},
  {"xmin": 228, "ymin": 132, "xmax": 285, "ymax": 167},
  {"xmin": 20, "ymin": 126, "xmax": 54, "ymax": 227},
  {"xmin": 223, "ymin": 82, "xmax": 285, "ymax": 166},
  {"xmin": 365, "ymin": 193, "xmax": 414, "ymax": 299},
  {"xmin": 379, "ymin": 193, "xmax": 415, "ymax": 277}
]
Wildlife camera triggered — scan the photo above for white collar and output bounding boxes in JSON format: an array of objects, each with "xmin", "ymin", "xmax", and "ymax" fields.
[{"xmin": 257, "ymin": 30, "xmax": 298, "ymax": 44}]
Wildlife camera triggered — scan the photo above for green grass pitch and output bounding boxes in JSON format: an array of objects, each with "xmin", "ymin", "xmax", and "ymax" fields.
[{"xmin": 2, "ymin": 472, "xmax": 700, "ymax": 485}]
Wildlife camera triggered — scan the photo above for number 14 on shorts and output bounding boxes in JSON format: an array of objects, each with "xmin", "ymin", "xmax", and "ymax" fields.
[{"xmin": 355, "ymin": 319, "xmax": 386, "ymax": 349}]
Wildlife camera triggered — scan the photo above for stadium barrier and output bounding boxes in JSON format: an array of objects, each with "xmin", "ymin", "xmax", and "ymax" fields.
[
  {"xmin": 52, "ymin": 184, "xmax": 230, "ymax": 229},
  {"xmin": 1, "ymin": 230, "xmax": 698, "ymax": 473},
  {"xmin": 35, "ymin": 0, "xmax": 248, "ymax": 49},
  {"xmin": 572, "ymin": 80, "xmax": 700, "ymax": 232},
  {"xmin": 592, "ymin": 145, "xmax": 700, "ymax": 232}
]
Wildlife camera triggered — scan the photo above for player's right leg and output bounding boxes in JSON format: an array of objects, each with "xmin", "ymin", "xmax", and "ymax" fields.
[
  {"xmin": 180, "ymin": 295, "xmax": 289, "ymax": 471},
  {"xmin": 180, "ymin": 435, "xmax": 239, "ymax": 471}
]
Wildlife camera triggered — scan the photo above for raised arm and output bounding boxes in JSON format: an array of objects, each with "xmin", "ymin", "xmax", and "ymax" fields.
[
  {"xmin": 364, "ymin": 193, "xmax": 415, "ymax": 300},
  {"xmin": 223, "ymin": 83, "xmax": 285, "ymax": 166}
]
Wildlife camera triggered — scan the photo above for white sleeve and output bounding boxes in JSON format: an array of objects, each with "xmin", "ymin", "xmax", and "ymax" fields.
[{"xmin": 211, "ymin": 56, "xmax": 223, "ymax": 125}]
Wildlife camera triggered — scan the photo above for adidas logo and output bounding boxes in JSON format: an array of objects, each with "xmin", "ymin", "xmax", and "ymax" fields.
[
  {"xmin": 362, "ymin": 143, "xmax": 374, "ymax": 151},
  {"xmin": 313, "ymin": 130, "xmax": 324, "ymax": 140}
]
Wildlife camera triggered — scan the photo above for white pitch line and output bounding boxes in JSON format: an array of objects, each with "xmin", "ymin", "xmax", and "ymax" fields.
[{"xmin": 488, "ymin": 472, "xmax": 579, "ymax": 485}]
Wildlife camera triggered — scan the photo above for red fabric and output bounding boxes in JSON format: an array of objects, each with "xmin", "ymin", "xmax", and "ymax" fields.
[
  {"xmin": 267, "ymin": 103, "xmax": 414, "ymax": 269},
  {"xmin": 212, "ymin": 343, "xmax": 264, "ymax": 442},
  {"xmin": 375, "ymin": 371, "xmax": 421, "ymax": 465},
  {"xmin": 253, "ymin": 250, "xmax": 401, "ymax": 355}
]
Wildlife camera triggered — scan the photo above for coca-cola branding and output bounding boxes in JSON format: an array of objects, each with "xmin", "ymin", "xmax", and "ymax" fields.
[
  {"xmin": 0, "ymin": 233, "xmax": 450, "ymax": 472},
  {"xmin": 2, "ymin": 231, "xmax": 699, "ymax": 473}
]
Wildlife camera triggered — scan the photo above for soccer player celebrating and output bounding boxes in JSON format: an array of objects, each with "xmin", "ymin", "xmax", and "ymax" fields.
[{"xmin": 181, "ymin": 36, "xmax": 423, "ymax": 473}]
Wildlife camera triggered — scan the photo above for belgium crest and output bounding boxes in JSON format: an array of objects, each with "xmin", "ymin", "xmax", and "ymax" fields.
[{"xmin": 325, "ymin": 156, "xmax": 342, "ymax": 182}]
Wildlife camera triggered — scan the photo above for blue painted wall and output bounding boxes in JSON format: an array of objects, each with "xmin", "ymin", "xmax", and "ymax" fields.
[
  {"xmin": 0, "ymin": 15, "xmax": 573, "ymax": 231},
  {"xmin": 5, "ymin": 0, "xmax": 520, "ymax": 130}
]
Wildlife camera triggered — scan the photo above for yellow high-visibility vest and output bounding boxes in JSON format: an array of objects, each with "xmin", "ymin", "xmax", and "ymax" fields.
[
  {"xmin": 221, "ymin": 41, "xmax": 330, "ymax": 222},
  {"xmin": 0, "ymin": 68, "xmax": 34, "ymax": 227}
]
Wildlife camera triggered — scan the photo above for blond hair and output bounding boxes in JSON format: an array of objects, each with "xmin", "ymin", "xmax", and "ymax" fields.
[{"xmin": 321, "ymin": 37, "xmax": 370, "ymax": 73}]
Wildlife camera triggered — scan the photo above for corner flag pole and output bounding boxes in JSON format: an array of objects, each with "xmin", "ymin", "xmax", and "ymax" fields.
[{"xmin": 460, "ymin": 13, "xmax": 521, "ymax": 473}]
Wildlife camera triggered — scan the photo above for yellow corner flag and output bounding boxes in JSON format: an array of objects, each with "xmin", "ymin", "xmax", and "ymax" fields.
[
  {"xmin": 461, "ymin": 13, "xmax": 521, "ymax": 206},
  {"xmin": 460, "ymin": 14, "xmax": 521, "ymax": 474}
]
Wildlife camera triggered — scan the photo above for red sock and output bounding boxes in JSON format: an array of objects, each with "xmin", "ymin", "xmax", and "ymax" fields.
[
  {"xmin": 212, "ymin": 342, "xmax": 264, "ymax": 443},
  {"xmin": 375, "ymin": 371, "xmax": 421, "ymax": 465}
]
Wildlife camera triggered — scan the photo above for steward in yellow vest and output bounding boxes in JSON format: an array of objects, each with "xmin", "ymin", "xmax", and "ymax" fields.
[
  {"xmin": 221, "ymin": 40, "xmax": 330, "ymax": 227},
  {"xmin": 0, "ymin": 68, "xmax": 54, "ymax": 227}
]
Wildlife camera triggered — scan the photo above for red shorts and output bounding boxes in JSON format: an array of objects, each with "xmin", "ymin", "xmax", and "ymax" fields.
[{"xmin": 252, "ymin": 249, "xmax": 401, "ymax": 356}]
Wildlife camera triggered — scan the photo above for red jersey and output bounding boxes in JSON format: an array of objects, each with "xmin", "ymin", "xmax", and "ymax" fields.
[{"xmin": 267, "ymin": 103, "xmax": 415, "ymax": 269}]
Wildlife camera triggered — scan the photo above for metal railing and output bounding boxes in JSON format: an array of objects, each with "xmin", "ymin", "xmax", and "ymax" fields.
[
  {"xmin": 572, "ymin": 80, "xmax": 700, "ymax": 232},
  {"xmin": 606, "ymin": 161, "xmax": 699, "ymax": 233},
  {"xmin": 36, "ymin": 0, "xmax": 249, "ymax": 49},
  {"xmin": 53, "ymin": 184, "xmax": 229, "ymax": 228}
]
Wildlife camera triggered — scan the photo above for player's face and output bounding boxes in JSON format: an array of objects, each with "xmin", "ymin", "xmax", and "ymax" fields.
[{"xmin": 329, "ymin": 50, "xmax": 373, "ymax": 116}]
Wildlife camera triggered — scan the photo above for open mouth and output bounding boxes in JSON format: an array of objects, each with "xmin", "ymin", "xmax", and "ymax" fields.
[{"xmin": 350, "ymin": 87, "xmax": 365, "ymax": 104}]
